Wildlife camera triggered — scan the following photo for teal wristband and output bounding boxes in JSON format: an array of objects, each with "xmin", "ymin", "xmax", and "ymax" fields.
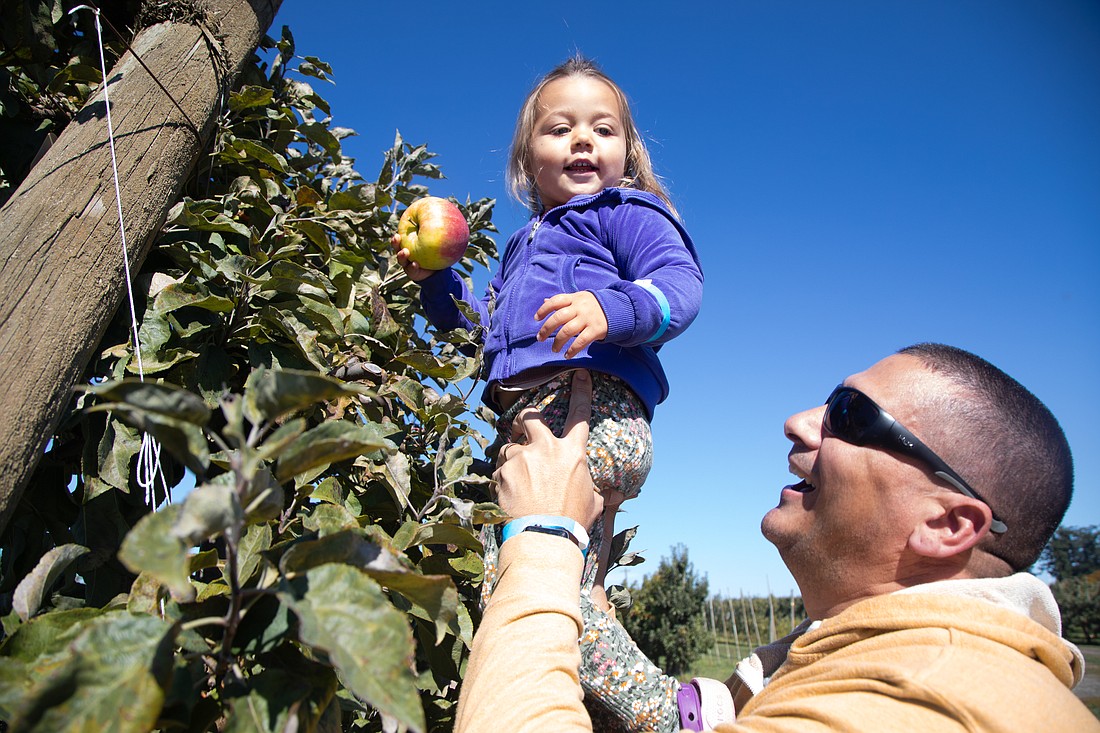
[{"xmin": 501, "ymin": 515, "xmax": 589, "ymax": 557}]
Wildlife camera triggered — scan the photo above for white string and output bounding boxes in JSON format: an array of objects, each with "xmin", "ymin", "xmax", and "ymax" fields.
[{"xmin": 71, "ymin": 5, "xmax": 170, "ymax": 510}]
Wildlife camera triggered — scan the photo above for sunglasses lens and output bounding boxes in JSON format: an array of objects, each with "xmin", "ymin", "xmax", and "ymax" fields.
[{"xmin": 826, "ymin": 388, "xmax": 878, "ymax": 444}]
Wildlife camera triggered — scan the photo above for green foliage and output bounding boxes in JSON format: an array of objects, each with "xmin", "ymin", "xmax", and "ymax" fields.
[
  {"xmin": 1039, "ymin": 525, "xmax": 1100, "ymax": 646},
  {"xmin": 1051, "ymin": 575, "xmax": 1100, "ymax": 645},
  {"xmin": 620, "ymin": 545, "xmax": 710, "ymax": 676},
  {"xmin": 1037, "ymin": 525, "xmax": 1100, "ymax": 582},
  {"xmin": 0, "ymin": 22, "xmax": 501, "ymax": 733},
  {"xmin": 0, "ymin": 0, "xmax": 127, "ymax": 206}
]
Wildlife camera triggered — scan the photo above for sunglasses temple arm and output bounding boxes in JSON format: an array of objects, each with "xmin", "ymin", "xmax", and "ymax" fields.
[{"xmin": 933, "ymin": 471, "xmax": 1008, "ymax": 534}]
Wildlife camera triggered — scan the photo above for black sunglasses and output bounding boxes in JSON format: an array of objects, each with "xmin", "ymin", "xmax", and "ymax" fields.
[{"xmin": 823, "ymin": 386, "xmax": 1007, "ymax": 534}]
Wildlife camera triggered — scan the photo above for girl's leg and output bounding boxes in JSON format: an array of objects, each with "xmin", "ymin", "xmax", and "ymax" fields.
[
  {"xmin": 490, "ymin": 372, "xmax": 682, "ymax": 733},
  {"xmin": 588, "ymin": 501, "xmax": 620, "ymax": 612},
  {"xmin": 579, "ymin": 593, "xmax": 682, "ymax": 733}
]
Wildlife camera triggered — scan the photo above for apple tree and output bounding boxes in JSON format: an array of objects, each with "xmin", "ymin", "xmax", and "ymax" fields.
[
  {"xmin": 0, "ymin": 16, "xmax": 500, "ymax": 733},
  {"xmin": 621, "ymin": 544, "xmax": 710, "ymax": 676}
]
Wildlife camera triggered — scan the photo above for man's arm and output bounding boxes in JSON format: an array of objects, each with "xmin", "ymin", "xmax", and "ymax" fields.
[{"xmin": 455, "ymin": 370, "xmax": 602, "ymax": 733}]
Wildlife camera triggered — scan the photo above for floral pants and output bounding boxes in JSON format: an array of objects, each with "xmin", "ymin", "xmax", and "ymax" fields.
[{"xmin": 481, "ymin": 372, "xmax": 681, "ymax": 733}]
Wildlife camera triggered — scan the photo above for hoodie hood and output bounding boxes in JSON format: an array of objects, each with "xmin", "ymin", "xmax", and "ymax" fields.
[{"xmin": 788, "ymin": 573, "xmax": 1085, "ymax": 690}]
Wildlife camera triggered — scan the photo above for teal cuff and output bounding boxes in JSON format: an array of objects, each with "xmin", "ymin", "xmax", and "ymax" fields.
[{"xmin": 634, "ymin": 279, "xmax": 671, "ymax": 343}]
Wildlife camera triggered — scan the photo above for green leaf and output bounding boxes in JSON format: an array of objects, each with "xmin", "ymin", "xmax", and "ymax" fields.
[
  {"xmin": 365, "ymin": 287, "xmax": 399, "ymax": 339},
  {"xmin": 279, "ymin": 530, "xmax": 386, "ymax": 576},
  {"xmin": 125, "ymin": 573, "xmax": 164, "ymax": 615},
  {"xmin": 270, "ymin": 261, "xmax": 331, "ymax": 293},
  {"xmin": 295, "ymin": 296, "xmax": 345, "ymax": 341},
  {"xmin": 242, "ymin": 473, "xmax": 284, "ymax": 524},
  {"xmin": 167, "ymin": 199, "xmax": 251, "ymax": 237},
  {"xmin": 256, "ymin": 418, "xmax": 307, "ymax": 461},
  {"xmin": 328, "ymin": 184, "xmax": 377, "ymax": 212},
  {"xmin": 283, "ymin": 564, "xmax": 424, "ymax": 732},
  {"xmin": 11, "ymin": 612, "xmax": 175, "ymax": 733},
  {"xmin": 276, "ymin": 420, "xmax": 395, "ymax": 482},
  {"xmin": 607, "ymin": 585, "xmax": 632, "ymax": 613},
  {"xmin": 104, "ymin": 405, "xmax": 211, "ymax": 476},
  {"xmin": 13, "ymin": 544, "xmax": 90, "ymax": 621},
  {"xmin": 408, "ymin": 522, "xmax": 482, "ymax": 553},
  {"xmin": 440, "ymin": 444, "xmax": 474, "ymax": 483},
  {"xmin": 301, "ymin": 503, "xmax": 360, "ymax": 535},
  {"xmin": 136, "ymin": 304, "xmax": 173, "ymax": 357},
  {"xmin": 45, "ymin": 63, "xmax": 102, "ymax": 92},
  {"xmin": 301, "ymin": 56, "xmax": 334, "ymax": 75},
  {"xmin": 117, "ymin": 505, "xmax": 194, "ymax": 602},
  {"xmin": 260, "ymin": 306, "xmax": 326, "ymax": 370},
  {"xmin": 171, "ymin": 480, "xmax": 244, "ymax": 546},
  {"xmin": 152, "ymin": 281, "xmax": 235, "ymax": 314},
  {"xmin": 609, "ymin": 525, "xmax": 640, "ymax": 569},
  {"xmin": 395, "ymin": 350, "xmax": 478, "ymax": 381},
  {"xmin": 225, "ymin": 138, "xmax": 291, "ymax": 175},
  {"xmin": 132, "ymin": 348, "xmax": 202, "ymax": 376},
  {"xmin": 236, "ymin": 522, "xmax": 272, "ymax": 586},
  {"xmin": 229, "ymin": 85, "xmax": 275, "ymax": 112},
  {"xmin": 243, "ymin": 367, "xmax": 370, "ymax": 425},
  {"xmin": 222, "ymin": 666, "xmax": 330, "ymax": 733},
  {"xmin": 86, "ymin": 380, "xmax": 210, "ymax": 426},
  {"xmin": 380, "ymin": 452, "xmax": 411, "ymax": 512},
  {"xmin": 96, "ymin": 418, "xmax": 141, "ymax": 491},
  {"xmin": 0, "ymin": 608, "xmax": 105, "ymax": 720},
  {"xmin": 367, "ymin": 570, "xmax": 458, "ymax": 646},
  {"xmin": 297, "ymin": 61, "xmax": 332, "ymax": 83},
  {"xmin": 299, "ymin": 121, "xmax": 341, "ymax": 158}
]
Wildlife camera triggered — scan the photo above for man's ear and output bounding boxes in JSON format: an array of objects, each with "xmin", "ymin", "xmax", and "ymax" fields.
[{"xmin": 908, "ymin": 496, "xmax": 992, "ymax": 559}]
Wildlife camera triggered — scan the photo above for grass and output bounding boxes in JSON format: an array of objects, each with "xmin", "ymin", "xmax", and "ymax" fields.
[{"xmin": 684, "ymin": 639, "xmax": 753, "ymax": 683}]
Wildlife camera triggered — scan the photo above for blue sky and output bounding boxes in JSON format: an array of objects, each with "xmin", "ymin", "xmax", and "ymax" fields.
[{"xmin": 272, "ymin": 1, "xmax": 1100, "ymax": 596}]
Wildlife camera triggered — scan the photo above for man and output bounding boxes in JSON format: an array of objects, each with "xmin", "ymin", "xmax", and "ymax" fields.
[{"xmin": 455, "ymin": 345, "xmax": 1098, "ymax": 732}]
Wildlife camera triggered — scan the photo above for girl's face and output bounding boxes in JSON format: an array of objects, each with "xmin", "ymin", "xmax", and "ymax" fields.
[{"xmin": 529, "ymin": 76, "xmax": 627, "ymax": 211}]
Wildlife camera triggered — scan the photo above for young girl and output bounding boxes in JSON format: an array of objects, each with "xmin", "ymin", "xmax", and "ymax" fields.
[{"xmin": 395, "ymin": 57, "xmax": 705, "ymax": 732}]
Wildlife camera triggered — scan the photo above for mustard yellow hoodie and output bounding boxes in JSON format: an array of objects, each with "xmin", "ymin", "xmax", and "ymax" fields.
[{"xmin": 456, "ymin": 533, "xmax": 1099, "ymax": 733}]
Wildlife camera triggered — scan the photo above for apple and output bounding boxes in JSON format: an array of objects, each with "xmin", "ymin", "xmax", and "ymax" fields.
[{"xmin": 396, "ymin": 197, "xmax": 470, "ymax": 270}]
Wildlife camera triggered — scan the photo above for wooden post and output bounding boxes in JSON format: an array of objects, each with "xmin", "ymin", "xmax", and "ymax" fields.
[
  {"xmin": 718, "ymin": 596, "xmax": 731, "ymax": 660},
  {"xmin": 743, "ymin": 590, "xmax": 763, "ymax": 650},
  {"xmin": 767, "ymin": 580, "xmax": 777, "ymax": 643},
  {"xmin": 728, "ymin": 598, "xmax": 741, "ymax": 660},
  {"xmin": 0, "ymin": 0, "xmax": 283, "ymax": 535}
]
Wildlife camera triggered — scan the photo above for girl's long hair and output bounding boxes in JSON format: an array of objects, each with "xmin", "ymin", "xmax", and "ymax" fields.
[{"xmin": 506, "ymin": 55, "xmax": 676, "ymax": 216}]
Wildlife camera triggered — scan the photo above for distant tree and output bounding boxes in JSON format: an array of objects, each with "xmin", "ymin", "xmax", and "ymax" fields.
[
  {"xmin": 1037, "ymin": 526, "xmax": 1100, "ymax": 646},
  {"xmin": 1037, "ymin": 525, "xmax": 1100, "ymax": 581},
  {"xmin": 1051, "ymin": 573, "xmax": 1100, "ymax": 645},
  {"xmin": 621, "ymin": 544, "xmax": 710, "ymax": 676}
]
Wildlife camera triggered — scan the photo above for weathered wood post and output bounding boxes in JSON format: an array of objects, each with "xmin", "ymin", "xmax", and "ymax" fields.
[{"xmin": 0, "ymin": 0, "xmax": 284, "ymax": 534}]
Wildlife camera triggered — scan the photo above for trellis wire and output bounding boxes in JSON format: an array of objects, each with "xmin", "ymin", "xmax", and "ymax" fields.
[{"xmin": 70, "ymin": 4, "xmax": 170, "ymax": 510}]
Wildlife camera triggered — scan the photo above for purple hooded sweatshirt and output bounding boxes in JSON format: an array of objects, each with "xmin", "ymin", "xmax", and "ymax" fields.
[{"xmin": 417, "ymin": 187, "xmax": 703, "ymax": 420}]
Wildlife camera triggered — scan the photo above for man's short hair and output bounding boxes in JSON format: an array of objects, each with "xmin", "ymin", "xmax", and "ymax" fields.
[{"xmin": 898, "ymin": 343, "xmax": 1073, "ymax": 571}]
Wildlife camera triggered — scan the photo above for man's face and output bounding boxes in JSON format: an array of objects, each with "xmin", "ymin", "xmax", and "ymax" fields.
[{"xmin": 761, "ymin": 354, "xmax": 950, "ymax": 613}]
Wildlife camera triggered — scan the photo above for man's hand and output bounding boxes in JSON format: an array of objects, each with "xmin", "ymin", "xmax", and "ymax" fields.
[
  {"xmin": 535, "ymin": 292, "xmax": 609, "ymax": 359},
  {"xmin": 494, "ymin": 370, "xmax": 602, "ymax": 529}
]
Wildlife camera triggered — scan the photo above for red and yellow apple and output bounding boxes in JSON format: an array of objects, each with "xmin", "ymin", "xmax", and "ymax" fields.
[{"xmin": 396, "ymin": 197, "xmax": 469, "ymax": 270}]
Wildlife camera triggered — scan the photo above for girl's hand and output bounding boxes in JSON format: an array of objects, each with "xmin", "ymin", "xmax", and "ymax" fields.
[
  {"xmin": 535, "ymin": 291, "xmax": 609, "ymax": 359},
  {"xmin": 390, "ymin": 233, "xmax": 439, "ymax": 282}
]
